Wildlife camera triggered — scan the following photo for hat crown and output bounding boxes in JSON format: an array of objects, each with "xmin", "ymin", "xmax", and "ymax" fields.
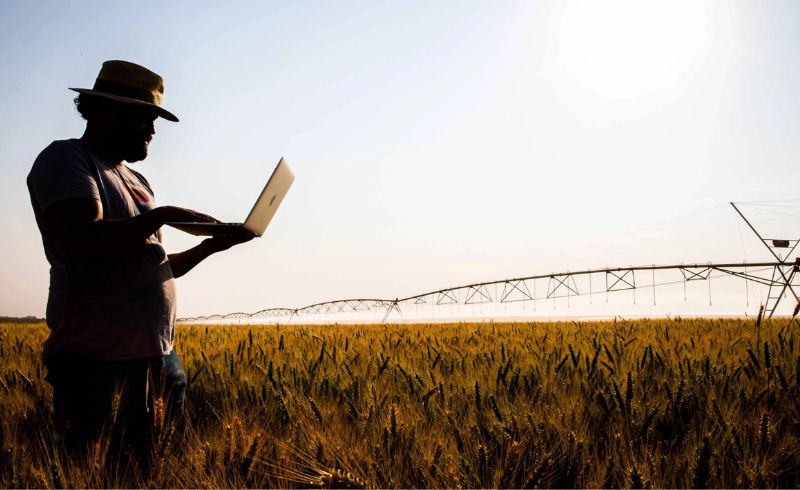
[
  {"xmin": 95, "ymin": 60, "xmax": 165, "ymax": 105},
  {"xmin": 70, "ymin": 60, "xmax": 178, "ymax": 121}
]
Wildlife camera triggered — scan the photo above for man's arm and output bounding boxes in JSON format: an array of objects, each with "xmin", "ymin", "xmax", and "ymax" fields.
[
  {"xmin": 43, "ymin": 198, "xmax": 217, "ymax": 260},
  {"xmin": 167, "ymin": 229, "xmax": 255, "ymax": 278}
]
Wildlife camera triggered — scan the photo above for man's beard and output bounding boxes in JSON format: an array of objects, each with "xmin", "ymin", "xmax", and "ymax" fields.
[
  {"xmin": 120, "ymin": 137, "xmax": 149, "ymax": 163},
  {"xmin": 124, "ymin": 141, "xmax": 148, "ymax": 163}
]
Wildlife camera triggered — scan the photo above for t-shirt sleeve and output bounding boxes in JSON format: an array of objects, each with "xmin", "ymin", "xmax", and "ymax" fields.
[{"xmin": 27, "ymin": 140, "xmax": 101, "ymax": 215}]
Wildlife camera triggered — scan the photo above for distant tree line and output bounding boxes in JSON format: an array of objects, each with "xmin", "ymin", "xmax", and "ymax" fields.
[{"xmin": 0, "ymin": 316, "xmax": 44, "ymax": 324}]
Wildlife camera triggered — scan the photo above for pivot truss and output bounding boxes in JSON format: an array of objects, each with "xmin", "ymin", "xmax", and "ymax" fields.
[
  {"xmin": 178, "ymin": 260, "xmax": 800, "ymax": 323},
  {"xmin": 178, "ymin": 203, "xmax": 800, "ymax": 323}
]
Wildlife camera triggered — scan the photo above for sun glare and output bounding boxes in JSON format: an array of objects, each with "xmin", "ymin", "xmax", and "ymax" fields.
[{"xmin": 551, "ymin": 0, "xmax": 711, "ymax": 100}]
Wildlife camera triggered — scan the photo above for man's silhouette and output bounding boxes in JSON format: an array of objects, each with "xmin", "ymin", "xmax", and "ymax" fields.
[{"xmin": 27, "ymin": 60, "xmax": 252, "ymax": 462}]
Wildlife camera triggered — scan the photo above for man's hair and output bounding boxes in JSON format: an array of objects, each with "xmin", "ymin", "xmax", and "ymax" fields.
[{"xmin": 73, "ymin": 93, "xmax": 122, "ymax": 121}]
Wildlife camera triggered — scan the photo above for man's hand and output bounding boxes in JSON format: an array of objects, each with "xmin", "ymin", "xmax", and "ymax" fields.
[
  {"xmin": 202, "ymin": 228, "xmax": 256, "ymax": 253},
  {"xmin": 155, "ymin": 205, "xmax": 219, "ymax": 224}
]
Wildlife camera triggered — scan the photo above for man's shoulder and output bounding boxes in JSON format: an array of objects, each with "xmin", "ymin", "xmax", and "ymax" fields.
[
  {"xmin": 29, "ymin": 139, "xmax": 89, "ymax": 176},
  {"xmin": 33, "ymin": 138, "xmax": 87, "ymax": 164},
  {"xmin": 38, "ymin": 138, "xmax": 83, "ymax": 157}
]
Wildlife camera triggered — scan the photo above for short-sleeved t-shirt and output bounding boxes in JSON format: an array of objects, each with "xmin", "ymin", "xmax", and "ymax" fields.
[{"xmin": 27, "ymin": 139, "xmax": 176, "ymax": 361}]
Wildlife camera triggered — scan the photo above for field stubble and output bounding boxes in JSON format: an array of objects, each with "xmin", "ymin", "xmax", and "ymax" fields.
[{"xmin": 1, "ymin": 318, "xmax": 799, "ymax": 488}]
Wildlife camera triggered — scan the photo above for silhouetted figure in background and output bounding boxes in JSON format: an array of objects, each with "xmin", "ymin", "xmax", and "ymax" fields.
[{"xmin": 27, "ymin": 60, "xmax": 253, "ymax": 473}]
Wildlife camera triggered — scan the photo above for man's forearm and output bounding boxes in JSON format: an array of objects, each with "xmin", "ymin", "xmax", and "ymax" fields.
[
  {"xmin": 45, "ymin": 200, "xmax": 171, "ymax": 260},
  {"xmin": 168, "ymin": 240, "xmax": 217, "ymax": 278},
  {"xmin": 49, "ymin": 202, "xmax": 216, "ymax": 261},
  {"xmin": 167, "ymin": 229, "xmax": 256, "ymax": 278},
  {"xmin": 84, "ymin": 207, "xmax": 168, "ymax": 257}
]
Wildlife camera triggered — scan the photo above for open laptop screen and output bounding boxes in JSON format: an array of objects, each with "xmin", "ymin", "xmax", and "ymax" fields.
[{"xmin": 166, "ymin": 157, "xmax": 294, "ymax": 237}]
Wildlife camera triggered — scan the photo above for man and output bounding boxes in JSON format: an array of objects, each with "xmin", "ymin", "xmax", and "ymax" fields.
[{"xmin": 27, "ymin": 60, "xmax": 252, "ymax": 460}]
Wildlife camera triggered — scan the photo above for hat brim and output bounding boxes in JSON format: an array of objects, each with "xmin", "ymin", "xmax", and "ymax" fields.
[{"xmin": 69, "ymin": 88, "xmax": 179, "ymax": 122}]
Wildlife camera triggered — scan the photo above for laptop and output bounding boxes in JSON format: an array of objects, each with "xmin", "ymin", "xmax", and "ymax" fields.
[{"xmin": 167, "ymin": 157, "xmax": 294, "ymax": 237}]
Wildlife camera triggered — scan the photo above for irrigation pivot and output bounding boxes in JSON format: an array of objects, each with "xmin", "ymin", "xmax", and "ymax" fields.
[{"xmin": 179, "ymin": 202, "xmax": 800, "ymax": 323}]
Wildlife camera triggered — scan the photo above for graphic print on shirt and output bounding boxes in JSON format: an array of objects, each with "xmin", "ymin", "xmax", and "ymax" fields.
[{"xmin": 126, "ymin": 184, "xmax": 152, "ymax": 204}]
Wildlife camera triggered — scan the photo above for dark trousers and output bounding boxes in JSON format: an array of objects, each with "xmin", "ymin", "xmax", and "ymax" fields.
[{"xmin": 45, "ymin": 350, "xmax": 187, "ymax": 473}]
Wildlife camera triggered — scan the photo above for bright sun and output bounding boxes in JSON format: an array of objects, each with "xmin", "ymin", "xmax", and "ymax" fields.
[{"xmin": 551, "ymin": 0, "xmax": 711, "ymax": 100}]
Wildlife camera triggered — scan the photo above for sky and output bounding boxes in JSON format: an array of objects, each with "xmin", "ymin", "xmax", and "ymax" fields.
[{"xmin": 1, "ymin": 0, "xmax": 799, "ymax": 319}]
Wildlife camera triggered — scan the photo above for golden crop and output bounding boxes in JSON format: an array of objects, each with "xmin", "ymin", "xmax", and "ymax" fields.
[{"xmin": 0, "ymin": 318, "xmax": 799, "ymax": 488}]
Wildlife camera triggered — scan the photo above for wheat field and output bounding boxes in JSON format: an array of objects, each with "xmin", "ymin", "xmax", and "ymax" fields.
[{"xmin": 0, "ymin": 317, "xmax": 799, "ymax": 488}]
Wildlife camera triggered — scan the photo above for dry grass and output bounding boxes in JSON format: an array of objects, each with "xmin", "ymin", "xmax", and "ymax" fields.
[{"xmin": 1, "ymin": 318, "xmax": 800, "ymax": 487}]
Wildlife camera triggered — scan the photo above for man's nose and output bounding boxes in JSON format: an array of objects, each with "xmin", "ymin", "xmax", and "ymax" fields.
[{"xmin": 147, "ymin": 120, "xmax": 156, "ymax": 136}]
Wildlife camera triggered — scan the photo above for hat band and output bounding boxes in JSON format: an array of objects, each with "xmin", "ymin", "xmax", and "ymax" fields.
[{"xmin": 92, "ymin": 78, "xmax": 162, "ymax": 106}]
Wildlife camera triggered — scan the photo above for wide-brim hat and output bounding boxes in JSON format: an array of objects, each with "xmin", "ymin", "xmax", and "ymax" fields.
[{"xmin": 69, "ymin": 60, "xmax": 179, "ymax": 122}]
